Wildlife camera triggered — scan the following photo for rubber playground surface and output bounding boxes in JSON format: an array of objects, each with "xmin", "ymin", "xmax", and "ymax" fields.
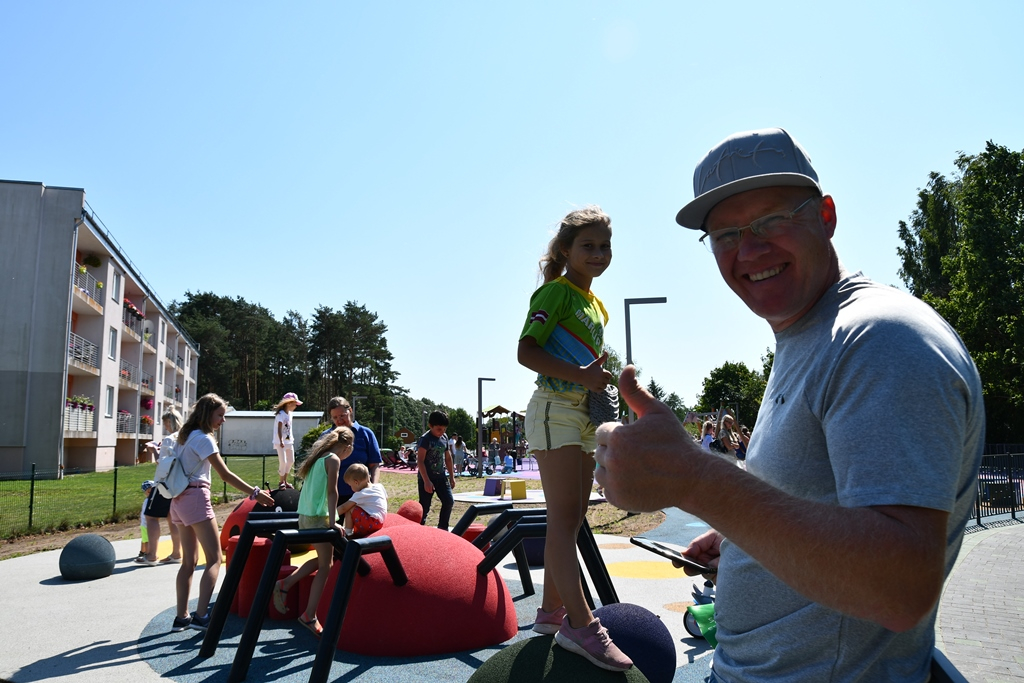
[
  {"xmin": 0, "ymin": 508, "xmax": 718, "ymax": 683},
  {"xmin": 1, "ymin": 510, "xmax": 1020, "ymax": 682}
]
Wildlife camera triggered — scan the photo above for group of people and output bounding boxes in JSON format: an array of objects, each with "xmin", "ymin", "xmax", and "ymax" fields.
[
  {"xmin": 699, "ymin": 414, "xmax": 749, "ymax": 469},
  {"xmin": 146, "ymin": 127, "xmax": 984, "ymax": 681},
  {"xmin": 138, "ymin": 392, "xmax": 390, "ymax": 638},
  {"xmin": 517, "ymin": 128, "xmax": 984, "ymax": 681}
]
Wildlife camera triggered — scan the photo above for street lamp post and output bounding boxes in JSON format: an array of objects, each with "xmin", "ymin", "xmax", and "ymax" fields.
[
  {"xmin": 477, "ymin": 377, "xmax": 495, "ymax": 477},
  {"xmin": 422, "ymin": 410, "xmax": 428, "ymax": 434},
  {"xmin": 352, "ymin": 395, "xmax": 367, "ymax": 422},
  {"xmin": 624, "ymin": 297, "xmax": 667, "ymax": 423}
]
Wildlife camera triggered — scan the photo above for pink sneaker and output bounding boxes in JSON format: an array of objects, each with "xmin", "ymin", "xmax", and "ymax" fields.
[
  {"xmin": 533, "ymin": 606, "xmax": 566, "ymax": 635},
  {"xmin": 554, "ymin": 616, "xmax": 633, "ymax": 671}
]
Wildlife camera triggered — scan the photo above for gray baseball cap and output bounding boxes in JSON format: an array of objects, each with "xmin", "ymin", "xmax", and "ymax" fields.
[{"xmin": 676, "ymin": 128, "xmax": 821, "ymax": 230}]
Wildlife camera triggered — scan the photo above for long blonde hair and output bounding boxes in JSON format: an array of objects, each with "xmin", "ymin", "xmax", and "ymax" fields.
[
  {"xmin": 539, "ymin": 206, "xmax": 612, "ymax": 283},
  {"xmin": 178, "ymin": 394, "xmax": 227, "ymax": 445},
  {"xmin": 299, "ymin": 426, "xmax": 354, "ymax": 479}
]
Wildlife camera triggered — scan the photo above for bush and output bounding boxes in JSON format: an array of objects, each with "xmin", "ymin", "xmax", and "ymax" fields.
[{"xmin": 294, "ymin": 422, "xmax": 333, "ymax": 478}]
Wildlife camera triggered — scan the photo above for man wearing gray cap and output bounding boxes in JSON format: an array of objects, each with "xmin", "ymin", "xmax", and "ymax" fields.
[{"xmin": 595, "ymin": 129, "xmax": 984, "ymax": 681}]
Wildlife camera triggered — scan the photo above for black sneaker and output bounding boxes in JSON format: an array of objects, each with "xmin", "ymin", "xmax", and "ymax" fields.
[
  {"xmin": 189, "ymin": 611, "xmax": 211, "ymax": 631},
  {"xmin": 171, "ymin": 615, "xmax": 192, "ymax": 632}
]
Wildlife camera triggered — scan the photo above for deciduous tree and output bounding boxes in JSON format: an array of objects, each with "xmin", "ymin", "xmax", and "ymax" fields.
[{"xmin": 897, "ymin": 141, "xmax": 1024, "ymax": 441}]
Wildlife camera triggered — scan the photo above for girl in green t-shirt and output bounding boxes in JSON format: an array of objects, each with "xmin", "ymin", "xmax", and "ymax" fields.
[{"xmin": 516, "ymin": 206, "xmax": 632, "ymax": 672}]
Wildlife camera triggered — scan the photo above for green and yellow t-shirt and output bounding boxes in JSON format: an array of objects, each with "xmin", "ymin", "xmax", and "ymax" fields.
[{"xmin": 519, "ymin": 276, "xmax": 609, "ymax": 393}]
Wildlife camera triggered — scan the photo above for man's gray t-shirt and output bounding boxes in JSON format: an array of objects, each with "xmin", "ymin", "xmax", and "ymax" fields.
[{"xmin": 712, "ymin": 272, "xmax": 984, "ymax": 683}]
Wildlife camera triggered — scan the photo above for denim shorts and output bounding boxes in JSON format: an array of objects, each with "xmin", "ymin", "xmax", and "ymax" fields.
[{"xmin": 525, "ymin": 387, "xmax": 596, "ymax": 454}]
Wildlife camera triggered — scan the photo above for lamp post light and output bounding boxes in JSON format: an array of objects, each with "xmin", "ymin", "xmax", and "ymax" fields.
[
  {"xmin": 477, "ymin": 377, "xmax": 495, "ymax": 477},
  {"xmin": 623, "ymin": 297, "xmax": 667, "ymax": 423}
]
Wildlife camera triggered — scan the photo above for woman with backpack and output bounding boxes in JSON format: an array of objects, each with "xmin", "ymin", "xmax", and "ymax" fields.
[{"xmin": 169, "ymin": 393, "xmax": 274, "ymax": 633}]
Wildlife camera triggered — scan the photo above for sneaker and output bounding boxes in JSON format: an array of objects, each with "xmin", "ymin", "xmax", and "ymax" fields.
[
  {"xmin": 189, "ymin": 611, "xmax": 211, "ymax": 631},
  {"xmin": 554, "ymin": 616, "xmax": 633, "ymax": 672},
  {"xmin": 171, "ymin": 615, "xmax": 192, "ymax": 632},
  {"xmin": 533, "ymin": 606, "xmax": 567, "ymax": 635}
]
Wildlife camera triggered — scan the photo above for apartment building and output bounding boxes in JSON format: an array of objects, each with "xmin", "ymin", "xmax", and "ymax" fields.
[{"xmin": 0, "ymin": 180, "xmax": 200, "ymax": 476}]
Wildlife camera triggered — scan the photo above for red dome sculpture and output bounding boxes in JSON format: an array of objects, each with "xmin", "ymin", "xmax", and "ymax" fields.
[{"xmin": 318, "ymin": 523, "xmax": 518, "ymax": 656}]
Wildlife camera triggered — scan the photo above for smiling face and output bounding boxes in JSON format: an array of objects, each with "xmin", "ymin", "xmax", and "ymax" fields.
[
  {"xmin": 561, "ymin": 223, "xmax": 612, "ymax": 290},
  {"xmin": 706, "ymin": 186, "xmax": 839, "ymax": 333},
  {"xmin": 330, "ymin": 404, "xmax": 353, "ymax": 428}
]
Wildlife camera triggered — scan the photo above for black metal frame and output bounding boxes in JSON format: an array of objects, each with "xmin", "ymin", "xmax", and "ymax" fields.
[
  {"xmin": 452, "ymin": 502, "xmax": 620, "ymax": 608},
  {"xmin": 198, "ymin": 513, "xmax": 407, "ymax": 683},
  {"xmin": 975, "ymin": 453, "xmax": 1023, "ymax": 524}
]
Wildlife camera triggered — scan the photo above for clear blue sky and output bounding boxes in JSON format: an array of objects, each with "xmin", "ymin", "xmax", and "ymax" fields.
[{"xmin": 3, "ymin": 2, "xmax": 1022, "ymax": 417}]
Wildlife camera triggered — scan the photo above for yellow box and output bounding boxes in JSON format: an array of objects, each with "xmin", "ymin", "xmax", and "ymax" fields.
[{"xmin": 501, "ymin": 479, "xmax": 527, "ymax": 500}]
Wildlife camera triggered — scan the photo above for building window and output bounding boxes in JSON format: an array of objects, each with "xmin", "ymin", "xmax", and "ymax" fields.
[
  {"xmin": 160, "ymin": 319, "xmax": 166, "ymax": 344},
  {"xmin": 105, "ymin": 386, "xmax": 114, "ymax": 418},
  {"xmin": 112, "ymin": 272, "xmax": 121, "ymax": 301},
  {"xmin": 108, "ymin": 327, "xmax": 117, "ymax": 360},
  {"xmin": 158, "ymin": 361, "xmax": 164, "ymax": 384},
  {"xmin": 157, "ymin": 402, "xmax": 162, "ymax": 420}
]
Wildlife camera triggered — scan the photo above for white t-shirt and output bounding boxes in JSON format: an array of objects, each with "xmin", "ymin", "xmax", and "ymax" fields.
[
  {"xmin": 176, "ymin": 430, "xmax": 218, "ymax": 484},
  {"xmin": 159, "ymin": 432, "xmax": 179, "ymax": 459},
  {"xmin": 274, "ymin": 411, "xmax": 293, "ymax": 446},
  {"xmin": 348, "ymin": 483, "xmax": 388, "ymax": 523}
]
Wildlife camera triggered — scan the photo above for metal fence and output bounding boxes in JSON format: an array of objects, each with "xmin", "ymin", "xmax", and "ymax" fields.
[
  {"xmin": 974, "ymin": 453, "xmax": 1023, "ymax": 525},
  {"xmin": 0, "ymin": 456, "xmax": 279, "ymax": 540},
  {"xmin": 1, "ymin": 453, "xmax": 1019, "ymax": 541}
]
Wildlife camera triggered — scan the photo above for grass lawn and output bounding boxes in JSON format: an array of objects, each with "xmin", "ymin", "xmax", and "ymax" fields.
[{"xmin": 0, "ymin": 458, "xmax": 662, "ymax": 541}]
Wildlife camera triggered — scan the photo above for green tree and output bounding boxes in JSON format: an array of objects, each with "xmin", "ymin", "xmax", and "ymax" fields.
[
  {"xmin": 173, "ymin": 292, "xmax": 278, "ymax": 408},
  {"xmin": 761, "ymin": 347, "xmax": 775, "ymax": 382},
  {"xmin": 694, "ymin": 361, "xmax": 766, "ymax": 428},
  {"xmin": 646, "ymin": 379, "xmax": 665, "ymax": 401},
  {"xmin": 308, "ymin": 302, "xmax": 401, "ymax": 411},
  {"xmin": 897, "ymin": 142, "xmax": 1024, "ymax": 441},
  {"xmin": 442, "ymin": 407, "xmax": 477, "ymax": 450}
]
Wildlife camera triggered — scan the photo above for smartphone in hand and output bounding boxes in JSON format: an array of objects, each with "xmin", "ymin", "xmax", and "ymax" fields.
[{"xmin": 630, "ymin": 536, "xmax": 717, "ymax": 574}]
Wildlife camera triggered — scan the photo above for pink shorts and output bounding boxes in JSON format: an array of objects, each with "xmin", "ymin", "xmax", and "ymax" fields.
[
  {"xmin": 170, "ymin": 485, "xmax": 214, "ymax": 527},
  {"xmin": 349, "ymin": 507, "xmax": 383, "ymax": 538}
]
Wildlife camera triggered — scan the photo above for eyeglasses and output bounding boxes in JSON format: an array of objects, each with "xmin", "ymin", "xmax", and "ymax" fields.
[{"xmin": 699, "ymin": 197, "xmax": 817, "ymax": 254}]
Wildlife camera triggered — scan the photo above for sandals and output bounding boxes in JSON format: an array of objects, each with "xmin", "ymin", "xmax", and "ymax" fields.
[
  {"xmin": 272, "ymin": 580, "xmax": 289, "ymax": 613},
  {"xmin": 159, "ymin": 556, "xmax": 182, "ymax": 564},
  {"xmin": 298, "ymin": 614, "xmax": 322, "ymax": 638}
]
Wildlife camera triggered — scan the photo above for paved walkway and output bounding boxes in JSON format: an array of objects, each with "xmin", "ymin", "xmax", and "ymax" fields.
[
  {"xmin": 936, "ymin": 517, "xmax": 1024, "ymax": 682},
  {"xmin": 0, "ymin": 512, "xmax": 1020, "ymax": 682}
]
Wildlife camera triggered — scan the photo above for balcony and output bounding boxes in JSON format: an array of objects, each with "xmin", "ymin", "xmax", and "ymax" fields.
[
  {"xmin": 165, "ymin": 345, "xmax": 174, "ymax": 361},
  {"xmin": 63, "ymin": 397, "xmax": 96, "ymax": 435},
  {"xmin": 163, "ymin": 384, "xmax": 175, "ymax": 400},
  {"xmin": 140, "ymin": 369, "xmax": 154, "ymax": 395},
  {"xmin": 189, "ymin": 364, "xmax": 197, "ymax": 381},
  {"xmin": 175, "ymin": 355, "xmax": 185, "ymax": 375},
  {"xmin": 119, "ymin": 358, "xmax": 140, "ymax": 389},
  {"xmin": 139, "ymin": 416, "xmax": 154, "ymax": 436},
  {"xmin": 116, "ymin": 410, "xmax": 136, "ymax": 436},
  {"xmin": 68, "ymin": 332, "xmax": 100, "ymax": 375},
  {"xmin": 72, "ymin": 265, "xmax": 104, "ymax": 308},
  {"xmin": 122, "ymin": 305, "xmax": 143, "ymax": 341}
]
